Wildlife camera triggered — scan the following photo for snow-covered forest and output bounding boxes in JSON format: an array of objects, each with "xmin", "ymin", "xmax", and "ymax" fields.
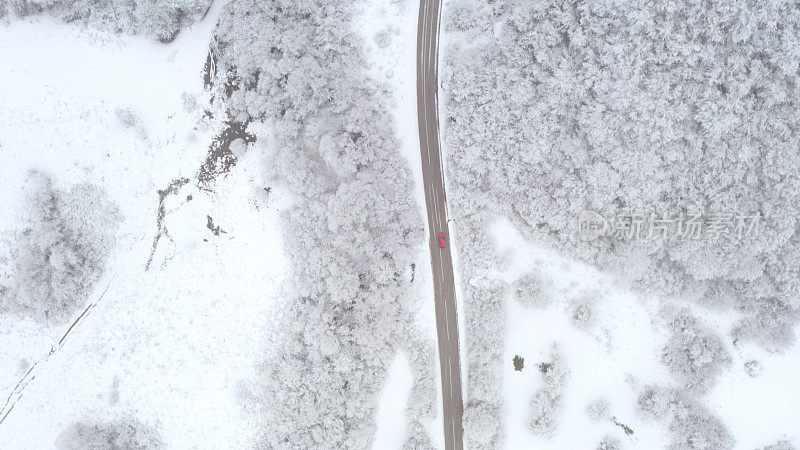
[{"xmin": 443, "ymin": 0, "xmax": 800, "ymax": 448}]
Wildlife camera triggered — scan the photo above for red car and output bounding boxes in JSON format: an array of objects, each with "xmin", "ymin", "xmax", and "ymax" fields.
[{"xmin": 438, "ymin": 232, "xmax": 446, "ymax": 248}]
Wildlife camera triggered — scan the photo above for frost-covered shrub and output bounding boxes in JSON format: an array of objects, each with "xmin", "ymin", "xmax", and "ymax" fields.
[
  {"xmin": 568, "ymin": 293, "xmax": 598, "ymax": 331},
  {"xmin": 7, "ymin": 0, "xmax": 211, "ymax": 42},
  {"xmin": 528, "ymin": 349, "xmax": 569, "ymax": 438},
  {"xmin": 512, "ymin": 270, "xmax": 552, "ymax": 309},
  {"xmin": 55, "ymin": 418, "xmax": 162, "ymax": 450},
  {"xmin": 528, "ymin": 389, "xmax": 560, "ymax": 438},
  {"xmin": 637, "ymin": 385, "xmax": 734, "ymax": 449},
  {"xmin": 463, "ymin": 401, "xmax": 501, "ymax": 448},
  {"xmin": 115, "ymin": 108, "xmax": 138, "ymax": 128},
  {"xmin": 732, "ymin": 297, "xmax": 798, "ymax": 351},
  {"xmin": 760, "ymin": 439, "xmax": 796, "ymax": 450},
  {"xmin": 373, "ymin": 29, "xmax": 392, "ymax": 49},
  {"xmin": 660, "ymin": 308, "xmax": 731, "ymax": 394},
  {"xmin": 597, "ymin": 436, "xmax": 621, "ymax": 450},
  {"xmin": 402, "ymin": 424, "xmax": 434, "ymax": 450},
  {"xmin": 744, "ymin": 360, "xmax": 763, "ymax": 378},
  {"xmin": 586, "ymin": 398, "xmax": 610, "ymax": 422},
  {"xmin": 538, "ymin": 351, "xmax": 568, "ymax": 390},
  {"xmin": 1, "ymin": 171, "xmax": 120, "ymax": 322}
]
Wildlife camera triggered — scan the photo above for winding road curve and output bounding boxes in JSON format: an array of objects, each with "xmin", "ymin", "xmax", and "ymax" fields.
[{"xmin": 416, "ymin": 0, "xmax": 464, "ymax": 448}]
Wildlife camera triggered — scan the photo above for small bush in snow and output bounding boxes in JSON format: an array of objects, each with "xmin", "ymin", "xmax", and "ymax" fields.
[
  {"xmin": 528, "ymin": 349, "xmax": 569, "ymax": 438},
  {"xmin": 597, "ymin": 436, "xmax": 621, "ymax": 450},
  {"xmin": 55, "ymin": 418, "xmax": 162, "ymax": 450},
  {"xmin": 373, "ymin": 29, "xmax": 392, "ymax": 49},
  {"xmin": 759, "ymin": 440, "xmax": 796, "ymax": 450},
  {"xmin": 114, "ymin": 108, "xmax": 138, "ymax": 128},
  {"xmin": 512, "ymin": 270, "xmax": 552, "ymax": 309},
  {"xmin": 660, "ymin": 308, "xmax": 732, "ymax": 394},
  {"xmin": 2, "ymin": 171, "xmax": 120, "ymax": 322},
  {"xmin": 637, "ymin": 385, "xmax": 734, "ymax": 449},
  {"xmin": 529, "ymin": 389, "xmax": 560, "ymax": 438},
  {"xmin": 568, "ymin": 293, "xmax": 597, "ymax": 331},
  {"xmin": 539, "ymin": 352, "xmax": 569, "ymax": 390},
  {"xmin": 744, "ymin": 360, "xmax": 763, "ymax": 378},
  {"xmin": 586, "ymin": 398, "xmax": 610, "ymax": 422}
]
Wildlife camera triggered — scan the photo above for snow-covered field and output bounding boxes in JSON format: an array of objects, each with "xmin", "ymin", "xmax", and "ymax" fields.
[{"xmin": 0, "ymin": 7, "xmax": 288, "ymax": 448}]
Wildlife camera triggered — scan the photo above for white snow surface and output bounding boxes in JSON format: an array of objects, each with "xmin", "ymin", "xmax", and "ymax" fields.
[
  {"xmin": 0, "ymin": 5, "xmax": 288, "ymax": 449},
  {"xmin": 372, "ymin": 352, "xmax": 414, "ymax": 450}
]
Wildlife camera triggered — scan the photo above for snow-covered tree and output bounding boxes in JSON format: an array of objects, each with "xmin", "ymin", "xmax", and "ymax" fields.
[
  {"xmin": 55, "ymin": 418, "xmax": 162, "ymax": 450},
  {"xmin": 1, "ymin": 171, "xmax": 120, "ymax": 322},
  {"xmin": 660, "ymin": 307, "xmax": 732, "ymax": 394},
  {"xmin": 637, "ymin": 385, "xmax": 734, "ymax": 449},
  {"xmin": 586, "ymin": 398, "xmax": 610, "ymax": 422},
  {"xmin": 463, "ymin": 400, "xmax": 501, "ymax": 448},
  {"xmin": 759, "ymin": 439, "xmax": 797, "ymax": 450},
  {"xmin": 732, "ymin": 296, "xmax": 798, "ymax": 351},
  {"xmin": 6, "ymin": 0, "xmax": 212, "ymax": 41},
  {"xmin": 512, "ymin": 270, "xmax": 552, "ymax": 309},
  {"xmin": 528, "ymin": 348, "xmax": 569, "ymax": 438},
  {"xmin": 597, "ymin": 436, "xmax": 621, "ymax": 450}
]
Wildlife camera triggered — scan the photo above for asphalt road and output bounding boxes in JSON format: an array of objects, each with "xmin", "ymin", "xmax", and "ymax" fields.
[{"xmin": 416, "ymin": 0, "xmax": 464, "ymax": 449}]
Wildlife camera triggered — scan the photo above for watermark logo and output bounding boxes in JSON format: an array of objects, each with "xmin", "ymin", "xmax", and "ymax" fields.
[
  {"xmin": 578, "ymin": 211, "xmax": 760, "ymax": 242},
  {"xmin": 578, "ymin": 210, "xmax": 608, "ymax": 241}
]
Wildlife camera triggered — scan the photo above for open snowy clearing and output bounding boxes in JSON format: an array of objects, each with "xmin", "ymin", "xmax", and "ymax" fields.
[{"xmin": 0, "ymin": 9, "xmax": 288, "ymax": 448}]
